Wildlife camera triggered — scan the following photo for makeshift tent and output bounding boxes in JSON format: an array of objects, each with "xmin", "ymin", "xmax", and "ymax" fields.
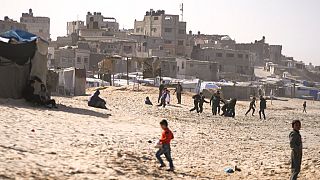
[{"xmin": 0, "ymin": 30, "xmax": 48, "ymax": 99}]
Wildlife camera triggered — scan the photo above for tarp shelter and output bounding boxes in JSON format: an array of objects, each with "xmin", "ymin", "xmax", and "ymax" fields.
[
  {"xmin": 0, "ymin": 30, "xmax": 48, "ymax": 98},
  {"xmin": 56, "ymin": 68, "xmax": 86, "ymax": 96}
]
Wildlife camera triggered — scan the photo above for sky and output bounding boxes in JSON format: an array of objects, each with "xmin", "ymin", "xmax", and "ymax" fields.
[{"xmin": 1, "ymin": 0, "xmax": 320, "ymax": 65}]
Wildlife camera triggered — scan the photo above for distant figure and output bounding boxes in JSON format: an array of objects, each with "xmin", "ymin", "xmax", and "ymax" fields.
[
  {"xmin": 145, "ymin": 97, "xmax": 153, "ymax": 105},
  {"xmin": 289, "ymin": 120, "xmax": 302, "ymax": 180},
  {"xmin": 227, "ymin": 98, "xmax": 237, "ymax": 118},
  {"xmin": 156, "ymin": 119, "xmax": 174, "ymax": 171},
  {"xmin": 221, "ymin": 98, "xmax": 237, "ymax": 118},
  {"xmin": 158, "ymin": 88, "xmax": 168, "ymax": 108},
  {"xmin": 39, "ymin": 84, "xmax": 57, "ymax": 108},
  {"xmin": 190, "ymin": 93, "xmax": 201, "ymax": 113},
  {"xmin": 88, "ymin": 90, "xmax": 107, "ymax": 109},
  {"xmin": 23, "ymin": 80, "xmax": 41, "ymax": 104},
  {"xmin": 245, "ymin": 97, "xmax": 256, "ymax": 116},
  {"xmin": 199, "ymin": 92, "xmax": 209, "ymax": 113},
  {"xmin": 158, "ymin": 81, "xmax": 165, "ymax": 103},
  {"xmin": 303, "ymin": 101, "xmax": 307, "ymax": 113},
  {"xmin": 259, "ymin": 96, "xmax": 267, "ymax": 120},
  {"xmin": 220, "ymin": 100, "xmax": 228, "ymax": 116},
  {"xmin": 210, "ymin": 91, "xmax": 222, "ymax": 115},
  {"xmin": 165, "ymin": 89, "xmax": 171, "ymax": 105},
  {"xmin": 173, "ymin": 82, "xmax": 183, "ymax": 104}
]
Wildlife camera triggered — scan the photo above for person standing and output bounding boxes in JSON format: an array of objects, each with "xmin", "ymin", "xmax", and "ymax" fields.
[
  {"xmin": 173, "ymin": 82, "xmax": 183, "ymax": 104},
  {"xmin": 190, "ymin": 93, "xmax": 201, "ymax": 113},
  {"xmin": 158, "ymin": 81, "xmax": 165, "ymax": 103},
  {"xmin": 210, "ymin": 91, "xmax": 222, "ymax": 115},
  {"xmin": 259, "ymin": 96, "xmax": 267, "ymax": 120},
  {"xmin": 245, "ymin": 97, "xmax": 256, "ymax": 116},
  {"xmin": 158, "ymin": 88, "xmax": 168, "ymax": 108},
  {"xmin": 289, "ymin": 120, "xmax": 302, "ymax": 180},
  {"xmin": 302, "ymin": 101, "xmax": 307, "ymax": 113},
  {"xmin": 156, "ymin": 119, "xmax": 174, "ymax": 171},
  {"xmin": 199, "ymin": 92, "xmax": 209, "ymax": 113}
]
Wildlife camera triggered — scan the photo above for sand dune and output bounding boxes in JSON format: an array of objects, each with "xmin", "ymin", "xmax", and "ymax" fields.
[{"xmin": 0, "ymin": 86, "xmax": 319, "ymax": 179}]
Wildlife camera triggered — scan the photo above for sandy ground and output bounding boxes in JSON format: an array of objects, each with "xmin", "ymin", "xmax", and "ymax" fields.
[{"xmin": 0, "ymin": 86, "xmax": 319, "ymax": 180}]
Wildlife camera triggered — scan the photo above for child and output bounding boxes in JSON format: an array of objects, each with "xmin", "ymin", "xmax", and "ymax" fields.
[
  {"xmin": 303, "ymin": 101, "xmax": 307, "ymax": 113},
  {"xmin": 155, "ymin": 119, "xmax": 174, "ymax": 171},
  {"xmin": 145, "ymin": 96, "xmax": 153, "ymax": 105}
]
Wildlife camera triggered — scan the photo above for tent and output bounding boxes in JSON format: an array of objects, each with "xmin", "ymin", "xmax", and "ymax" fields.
[{"xmin": 0, "ymin": 30, "xmax": 48, "ymax": 99}]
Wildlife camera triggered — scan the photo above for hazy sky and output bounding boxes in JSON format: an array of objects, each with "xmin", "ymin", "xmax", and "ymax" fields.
[{"xmin": 2, "ymin": 0, "xmax": 320, "ymax": 65}]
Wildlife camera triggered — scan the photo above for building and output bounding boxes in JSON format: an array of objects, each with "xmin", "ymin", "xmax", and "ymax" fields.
[
  {"xmin": 53, "ymin": 46, "xmax": 90, "ymax": 70},
  {"xmin": 0, "ymin": 16, "xmax": 26, "ymax": 33},
  {"xmin": 20, "ymin": 9, "xmax": 50, "ymax": 41},
  {"xmin": 269, "ymin": 45, "xmax": 282, "ymax": 63},
  {"xmin": 86, "ymin": 12, "xmax": 119, "ymax": 32},
  {"xmin": 176, "ymin": 57, "xmax": 218, "ymax": 81},
  {"xmin": 191, "ymin": 45, "xmax": 255, "ymax": 80},
  {"xmin": 134, "ymin": 9, "xmax": 186, "ymax": 56},
  {"xmin": 67, "ymin": 21, "xmax": 85, "ymax": 35},
  {"xmin": 235, "ymin": 36, "xmax": 269, "ymax": 64}
]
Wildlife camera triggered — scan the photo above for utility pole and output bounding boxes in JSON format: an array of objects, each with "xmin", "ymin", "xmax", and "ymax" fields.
[{"xmin": 126, "ymin": 57, "xmax": 129, "ymax": 85}]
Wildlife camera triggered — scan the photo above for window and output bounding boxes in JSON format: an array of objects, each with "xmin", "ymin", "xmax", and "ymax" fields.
[
  {"xmin": 136, "ymin": 28, "xmax": 140, "ymax": 33},
  {"xmin": 151, "ymin": 28, "xmax": 157, "ymax": 32},
  {"xmin": 173, "ymin": 65, "xmax": 176, "ymax": 71},
  {"xmin": 165, "ymin": 28, "xmax": 172, "ymax": 33},
  {"xmin": 216, "ymin": 53, "xmax": 223, "ymax": 57},
  {"xmin": 178, "ymin": 40, "xmax": 184, "ymax": 46},
  {"xmin": 178, "ymin": 29, "xmax": 185, "ymax": 34},
  {"xmin": 159, "ymin": 46, "xmax": 164, "ymax": 50},
  {"xmin": 39, "ymin": 29, "xmax": 43, "ymax": 33},
  {"xmin": 245, "ymin": 54, "xmax": 249, "ymax": 59},
  {"xmin": 182, "ymin": 62, "xmax": 185, "ymax": 69},
  {"xmin": 153, "ymin": 17, "xmax": 159, "ymax": 20},
  {"xmin": 84, "ymin": 57, "xmax": 89, "ymax": 64},
  {"xmin": 165, "ymin": 16, "xmax": 172, "ymax": 20},
  {"xmin": 90, "ymin": 17, "xmax": 94, "ymax": 22},
  {"xmin": 219, "ymin": 65, "xmax": 224, "ymax": 72},
  {"xmin": 226, "ymin": 53, "xmax": 234, "ymax": 58},
  {"xmin": 77, "ymin": 57, "xmax": 81, "ymax": 63},
  {"xmin": 164, "ymin": 40, "xmax": 172, "ymax": 44},
  {"xmin": 238, "ymin": 54, "xmax": 243, "ymax": 58}
]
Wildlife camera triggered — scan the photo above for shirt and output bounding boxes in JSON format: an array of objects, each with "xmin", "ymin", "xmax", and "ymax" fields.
[{"xmin": 160, "ymin": 128, "xmax": 174, "ymax": 145}]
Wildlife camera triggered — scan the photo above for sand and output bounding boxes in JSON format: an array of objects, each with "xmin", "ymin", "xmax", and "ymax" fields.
[{"xmin": 0, "ymin": 86, "xmax": 319, "ymax": 180}]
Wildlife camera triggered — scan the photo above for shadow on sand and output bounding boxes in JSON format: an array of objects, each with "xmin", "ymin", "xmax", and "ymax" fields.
[{"xmin": 0, "ymin": 99, "xmax": 110, "ymax": 118}]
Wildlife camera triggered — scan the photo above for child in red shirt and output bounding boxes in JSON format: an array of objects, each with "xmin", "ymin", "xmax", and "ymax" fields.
[{"xmin": 156, "ymin": 119, "xmax": 174, "ymax": 171}]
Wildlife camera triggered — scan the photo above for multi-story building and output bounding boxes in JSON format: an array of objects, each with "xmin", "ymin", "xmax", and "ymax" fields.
[
  {"xmin": 176, "ymin": 57, "xmax": 218, "ymax": 81},
  {"xmin": 191, "ymin": 45, "xmax": 255, "ymax": 80},
  {"xmin": 86, "ymin": 12, "xmax": 119, "ymax": 32},
  {"xmin": 54, "ymin": 46, "xmax": 90, "ymax": 70},
  {"xmin": 134, "ymin": 9, "xmax": 186, "ymax": 56},
  {"xmin": 20, "ymin": 9, "xmax": 50, "ymax": 41},
  {"xmin": 269, "ymin": 45, "xmax": 282, "ymax": 63},
  {"xmin": 0, "ymin": 16, "xmax": 26, "ymax": 33},
  {"xmin": 67, "ymin": 21, "xmax": 85, "ymax": 35}
]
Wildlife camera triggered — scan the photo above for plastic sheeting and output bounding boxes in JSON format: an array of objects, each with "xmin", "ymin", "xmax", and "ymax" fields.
[
  {"xmin": 0, "ymin": 63, "xmax": 30, "ymax": 98},
  {"xmin": 0, "ymin": 29, "xmax": 38, "ymax": 42}
]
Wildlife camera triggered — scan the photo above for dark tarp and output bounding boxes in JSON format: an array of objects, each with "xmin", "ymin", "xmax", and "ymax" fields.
[{"xmin": 0, "ymin": 41, "xmax": 36, "ymax": 65}]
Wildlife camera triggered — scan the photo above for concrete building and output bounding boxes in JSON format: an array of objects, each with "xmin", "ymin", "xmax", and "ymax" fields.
[
  {"xmin": 191, "ymin": 46, "xmax": 255, "ymax": 80},
  {"xmin": 86, "ymin": 12, "xmax": 119, "ymax": 32},
  {"xmin": 269, "ymin": 45, "xmax": 282, "ymax": 63},
  {"xmin": 176, "ymin": 57, "xmax": 218, "ymax": 81},
  {"xmin": 235, "ymin": 36, "xmax": 269, "ymax": 64},
  {"xmin": 134, "ymin": 9, "xmax": 186, "ymax": 56},
  {"xmin": 0, "ymin": 16, "xmax": 26, "ymax": 33},
  {"xmin": 20, "ymin": 9, "xmax": 50, "ymax": 41},
  {"xmin": 54, "ymin": 46, "xmax": 90, "ymax": 70},
  {"xmin": 67, "ymin": 21, "xmax": 85, "ymax": 35}
]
